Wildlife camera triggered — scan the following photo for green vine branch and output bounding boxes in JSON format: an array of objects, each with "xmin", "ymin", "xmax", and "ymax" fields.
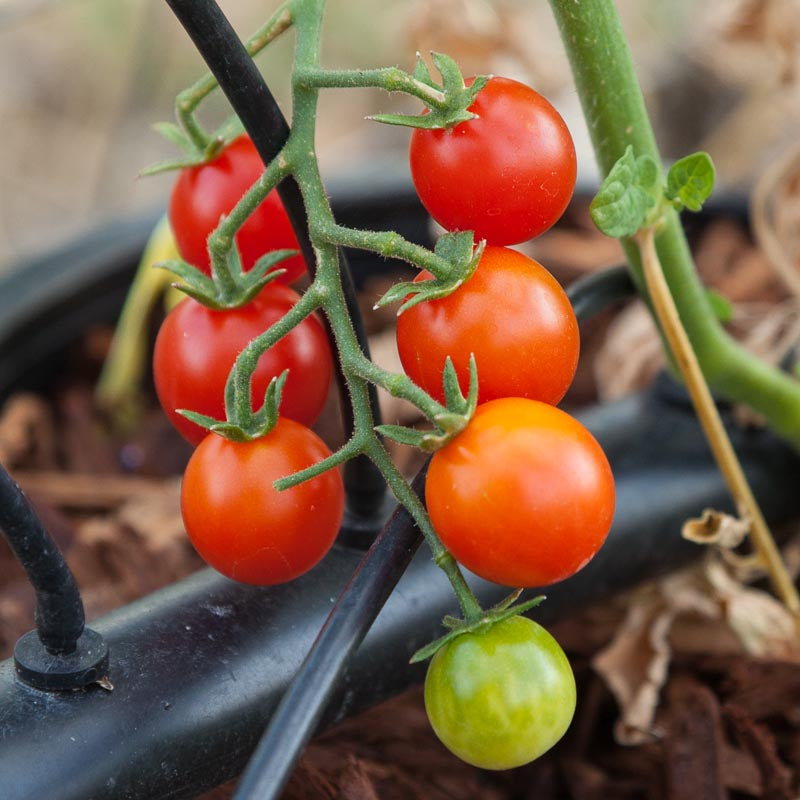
[
  {"xmin": 549, "ymin": 0, "xmax": 800, "ymax": 446},
  {"xmin": 636, "ymin": 227, "xmax": 800, "ymax": 620}
]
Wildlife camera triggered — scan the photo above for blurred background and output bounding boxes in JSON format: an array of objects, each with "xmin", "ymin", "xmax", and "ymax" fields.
[{"xmin": 0, "ymin": 0, "xmax": 798, "ymax": 276}]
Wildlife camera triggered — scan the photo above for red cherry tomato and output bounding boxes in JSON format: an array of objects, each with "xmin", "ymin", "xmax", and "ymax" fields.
[
  {"xmin": 153, "ymin": 285, "xmax": 333, "ymax": 445},
  {"xmin": 425, "ymin": 398, "xmax": 615, "ymax": 588},
  {"xmin": 181, "ymin": 419, "xmax": 344, "ymax": 585},
  {"xmin": 169, "ymin": 135, "xmax": 306, "ymax": 283},
  {"xmin": 410, "ymin": 77, "xmax": 577, "ymax": 245},
  {"xmin": 396, "ymin": 246, "xmax": 579, "ymax": 406}
]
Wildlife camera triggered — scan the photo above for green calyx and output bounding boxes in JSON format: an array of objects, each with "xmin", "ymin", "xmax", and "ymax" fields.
[
  {"xmin": 375, "ymin": 234, "xmax": 484, "ymax": 313},
  {"xmin": 410, "ymin": 591, "xmax": 546, "ymax": 663},
  {"xmin": 370, "ymin": 53, "xmax": 489, "ymax": 130},
  {"xmin": 141, "ymin": 115, "xmax": 246, "ymax": 177},
  {"xmin": 157, "ymin": 248, "xmax": 296, "ymax": 310},
  {"xmin": 178, "ymin": 369, "xmax": 289, "ymax": 443},
  {"xmin": 590, "ymin": 146, "xmax": 715, "ymax": 239},
  {"xmin": 376, "ymin": 355, "xmax": 478, "ymax": 452}
]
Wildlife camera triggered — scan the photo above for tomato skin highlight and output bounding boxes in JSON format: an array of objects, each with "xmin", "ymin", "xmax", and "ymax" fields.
[
  {"xmin": 424, "ymin": 615, "xmax": 576, "ymax": 770},
  {"xmin": 426, "ymin": 398, "xmax": 615, "ymax": 588},
  {"xmin": 180, "ymin": 419, "xmax": 344, "ymax": 585},
  {"xmin": 169, "ymin": 134, "xmax": 306, "ymax": 283},
  {"xmin": 410, "ymin": 76, "xmax": 576, "ymax": 245},
  {"xmin": 396, "ymin": 246, "xmax": 579, "ymax": 406},
  {"xmin": 153, "ymin": 286, "xmax": 333, "ymax": 446}
]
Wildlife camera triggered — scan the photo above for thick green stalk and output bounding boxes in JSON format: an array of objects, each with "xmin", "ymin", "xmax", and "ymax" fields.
[{"xmin": 549, "ymin": 0, "xmax": 800, "ymax": 445}]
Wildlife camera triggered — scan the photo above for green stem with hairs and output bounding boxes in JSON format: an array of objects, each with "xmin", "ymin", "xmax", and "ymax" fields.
[
  {"xmin": 175, "ymin": 2, "xmax": 295, "ymax": 150},
  {"xmin": 548, "ymin": 0, "xmax": 800, "ymax": 446},
  {"xmin": 195, "ymin": 0, "xmax": 485, "ymax": 620}
]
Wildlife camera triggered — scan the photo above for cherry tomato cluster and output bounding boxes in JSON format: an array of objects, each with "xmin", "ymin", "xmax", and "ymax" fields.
[
  {"xmin": 154, "ymin": 136, "xmax": 342, "ymax": 586},
  {"xmin": 404, "ymin": 77, "xmax": 615, "ymax": 767}
]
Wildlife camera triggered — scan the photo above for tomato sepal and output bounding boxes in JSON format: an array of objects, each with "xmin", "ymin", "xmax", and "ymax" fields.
[
  {"xmin": 376, "ymin": 235, "xmax": 484, "ymax": 314},
  {"xmin": 410, "ymin": 591, "xmax": 546, "ymax": 664},
  {"xmin": 141, "ymin": 117, "xmax": 247, "ymax": 177},
  {"xmin": 369, "ymin": 55, "xmax": 489, "ymax": 130},
  {"xmin": 377, "ymin": 355, "xmax": 477, "ymax": 452},
  {"xmin": 177, "ymin": 369, "xmax": 289, "ymax": 443}
]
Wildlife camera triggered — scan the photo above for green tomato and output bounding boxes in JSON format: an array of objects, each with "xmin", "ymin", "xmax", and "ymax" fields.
[{"xmin": 424, "ymin": 615, "xmax": 576, "ymax": 770}]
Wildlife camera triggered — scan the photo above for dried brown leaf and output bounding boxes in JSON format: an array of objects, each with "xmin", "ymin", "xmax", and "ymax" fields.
[{"xmin": 682, "ymin": 508, "xmax": 750, "ymax": 549}]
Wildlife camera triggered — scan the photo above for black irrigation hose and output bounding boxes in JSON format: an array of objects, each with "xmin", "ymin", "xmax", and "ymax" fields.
[
  {"xmin": 0, "ymin": 463, "xmax": 84, "ymax": 654},
  {"xmin": 0, "ymin": 462, "xmax": 109, "ymax": 690},
  {"xmin": 165, "ymin": 0, "xmax": 387, "ymax": 523},
  {"xmin": 234, "ymin": 468, "xmax": 428, "ymax": 799},
  {"xmin": 231, "ymin": 270, "xmax": 639, "ymax": 799}
]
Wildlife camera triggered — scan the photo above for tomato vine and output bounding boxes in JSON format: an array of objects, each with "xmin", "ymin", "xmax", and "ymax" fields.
[{"xmin": 114, "ymin": 0, "xmax": 800, "ymax": 773}]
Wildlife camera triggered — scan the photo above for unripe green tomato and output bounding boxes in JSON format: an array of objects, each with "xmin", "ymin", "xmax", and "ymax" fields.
[{"xmin": 424, "ymin": 615, "xmax": 576, "ymax": 770}]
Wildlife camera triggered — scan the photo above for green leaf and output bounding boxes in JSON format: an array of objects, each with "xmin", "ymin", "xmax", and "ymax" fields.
[
  {"xmin": 665, "ymin": 151, "xmax": 715, "ymax": 212},
  {"xmin": 590, "ymin": 146, "xmax": 660, "ymax": 238},
  {"xmin": 705, "ymin": 288, "xmax": 733, "ymax": 323}
]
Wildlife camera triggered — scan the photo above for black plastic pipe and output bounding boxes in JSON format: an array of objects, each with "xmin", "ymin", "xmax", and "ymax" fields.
[
  {"xmin": 0, "ymin": 464, "xmax": 83, "ymax": 653},
  {"xmin": 165, "ymin": 0, "xmax": 387, "ymax": 522},
  {"xmin": 0, "ymin": 462, "xmax": 109, "ymax": 690},
  {"xmin": 234, "ymin": 468, "xmax": 427, "ymax": 799}
]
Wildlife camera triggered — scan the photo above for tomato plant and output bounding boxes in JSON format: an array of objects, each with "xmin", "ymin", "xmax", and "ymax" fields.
[
  {"xmin": 181, "ymin": 418, "xmax": 345, "ymax": 585},
  {"xmin": 425, "ymin": 398, "xmax": 615, "ymax": 588},
  {"xmin": 396, "ymin": 245, "xmax": 579, "ymax": 406},
  {"xmin": 424, "ymin": 615, "xmax": 576, "ymax": 770},
  {"xmin": 153, "ymin": 285, "xmax": 333, "ymax": 445},
  {"xmin": 169, "ymin": 135, "xmax": 306, "ymax": 283},
  {"xmin": 409, "ymin": 77, "xmax": 577, "ymax": 245}
]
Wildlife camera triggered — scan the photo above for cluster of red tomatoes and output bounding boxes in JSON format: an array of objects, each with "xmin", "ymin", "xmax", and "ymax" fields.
[
  {"xmin": 403, "ymin": 77, "xmax": 616, "ymax": 769},
  {"xmin": 154, "ymin": 134, "xmax": 344, "ymax": 586},
  {"xmin": 152, "ymin": 75, "xmax": 615, "ymax": 771}
]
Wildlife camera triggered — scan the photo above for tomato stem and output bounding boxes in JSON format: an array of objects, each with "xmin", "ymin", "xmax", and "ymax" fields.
[
  {"xmin": 549, "ymin": 0, "xmax": 800, "ymax": 445},
  {"xmin": 636, "ymin": 227, "xmax": 800, "ymax": 626},
  {"xmin": 295, "ymin": 66, "xmax": 447, "ymax": 107}
]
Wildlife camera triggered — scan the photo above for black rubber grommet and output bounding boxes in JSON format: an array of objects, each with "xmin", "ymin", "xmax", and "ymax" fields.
[{"xmin": 14, "ymin": 628, "xmax": 109, "ymax": 691}]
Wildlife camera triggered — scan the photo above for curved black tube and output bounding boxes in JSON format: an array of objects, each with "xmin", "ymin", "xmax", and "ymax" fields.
[
  {"xmin": 230, "ymin": 268, "xmax": 640, "ymax": 799},
  {"xmin": 165, "ymin": 0, "xmax": 387, "ymax": 522},
  {"xmin": 0, "ymin": 463, "xmax": 84, "ymax": 653},
  {"xmin": 234, "ymin": 468, "xmax": 426, "ymax": 799}
]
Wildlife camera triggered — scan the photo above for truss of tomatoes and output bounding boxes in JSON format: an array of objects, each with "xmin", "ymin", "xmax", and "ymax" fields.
[
  {"xmin": 403, "ymin": 76, "xmax": 614, "ymax": 769},
  {"xmin": 153, "ymin": 75, "xmax": 615, "ymax": 771}
]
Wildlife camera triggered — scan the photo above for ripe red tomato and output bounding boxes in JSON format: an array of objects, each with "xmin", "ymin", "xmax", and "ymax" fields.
[
  {"xmin": 424, "ymin": 615, "xmax": 576, "ymax": 769},
  {"xmin": 409, "ymin": 77, "xmax": 576, "ymax": 245},
  {"xmin": 181, "ymin": 419, "xmax": 344, "ymax": 585},
  {"xmin": 153, "ymin": 285, "xmax": 333, "ymax": 445},
  {"xmin": 169, "ymin": 135, "xmax": 306, "ymax": 283},
  {"xmin": 426, "ymin": 398, "xmax": 615, "ymax": 588},
  {"xmin": 396, "ymin": 246, "xmax": 579, "ymax": 406}
]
